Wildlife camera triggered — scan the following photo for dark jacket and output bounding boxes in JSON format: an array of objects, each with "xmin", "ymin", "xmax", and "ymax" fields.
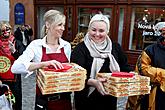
[
  {"xmin": 14, "ymin": 27, "xmax": 33, "ymax": 47},
  {"xmin": 71, "ymin": 41, "xmax": 132, "ymax": 110},
  {"xmin": 136, "ymin": 36, "xmax": 165, "ymax": 110},
  {"xmin": 12, "ymin": 39, "xmax": 26, "ymax": 59}
]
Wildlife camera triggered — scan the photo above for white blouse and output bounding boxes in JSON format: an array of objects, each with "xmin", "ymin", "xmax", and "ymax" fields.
[{"xmin": 11, "ymin": 36, "xmax": 71, "ymax": 76}]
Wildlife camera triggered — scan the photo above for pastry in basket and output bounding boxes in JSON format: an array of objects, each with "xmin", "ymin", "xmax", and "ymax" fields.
[
  {"xmin": 36, "ymin": 63, "xmax": 87, "ymax": 95},
  {"xmin": 96, "ymin": 72, "xmax": 151, "ymax": 97}
]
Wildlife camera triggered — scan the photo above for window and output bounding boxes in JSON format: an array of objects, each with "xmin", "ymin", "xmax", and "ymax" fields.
[
  {"xmin": 67, "ymin": 7, "xmax": 73, "ymax": 41},
  {"xmin": 118, "ymin": 8, "xmax": 124, "ymax": 45},
  {"xmin": 78, "ymin": 7, "xmax": 112, "ymax": 34},
  {"xmin": 0, "ymin": 0, "xmax": 9, "ymax": 21},
  {"xmin": 129, "ymin": 7, "xmax": 165, "ymax": 50}
]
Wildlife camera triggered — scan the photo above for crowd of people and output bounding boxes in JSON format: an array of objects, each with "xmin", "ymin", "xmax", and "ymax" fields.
[{"xmin": 0, "ymin": 9, "xmax": 165, "ymax": 110}]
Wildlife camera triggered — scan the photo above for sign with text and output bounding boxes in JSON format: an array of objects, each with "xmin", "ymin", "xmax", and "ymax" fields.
[
  {"xmin": 137, "ymin": 23, "xmax": 161, "ymax": 36},
  {"xmin": 14, "ymin": 3, "xmax": 25, "ymax": 25}
]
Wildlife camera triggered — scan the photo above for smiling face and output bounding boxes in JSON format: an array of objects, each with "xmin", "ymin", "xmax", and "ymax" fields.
[
  {"xmin": 88, "ymin": 21, "xmax": 107, "ymax": 44},
  {"xmin": 44, "ymin": 10, "xmax": 66, "ymax": 39},
  {"xmin": 47, "ymin": 18, "xmax": 65, "ymax": 38}
]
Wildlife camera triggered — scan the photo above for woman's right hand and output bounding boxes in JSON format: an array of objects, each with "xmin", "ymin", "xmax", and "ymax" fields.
[
  {"xmin": 43, "ymin": 60, "xmax": 64, "ymax": 69},
  {"xmin": 88, "ymin": 78, "xmax": 108, "ymax": 95},
  {"xmin": 28, "ymin": 60, "xmax": 64, "ymax": 72}
]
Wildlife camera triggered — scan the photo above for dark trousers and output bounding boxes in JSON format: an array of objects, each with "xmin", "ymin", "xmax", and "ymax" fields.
[
  {"xmin": 35, "ymin": 86, "xmax": 72, "ymax": 110},
  {"xmin": 75, "ymin": 90, "xmax": 117, "ymax": 110}
]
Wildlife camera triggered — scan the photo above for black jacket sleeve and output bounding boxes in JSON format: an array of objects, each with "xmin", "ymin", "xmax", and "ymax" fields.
[{"xmin": 12, "ymin": 39, "xmax": 25, "ymax": 59}]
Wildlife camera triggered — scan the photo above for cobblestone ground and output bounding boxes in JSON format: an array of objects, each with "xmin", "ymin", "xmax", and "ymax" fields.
[
  {"xmin": 71, "ymin": 92, "xmax": 76, "ymax": 110},
  {"xmin": 21, "ymin": 74, "xmax": 36, "ymax": 110},
  {"xmin": 117, "ymin": 97, "xmax": 128, "ymax": 110}
]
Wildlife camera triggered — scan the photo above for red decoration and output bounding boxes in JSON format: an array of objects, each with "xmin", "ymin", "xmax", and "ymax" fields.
[
  {"xmin": 44, "ymin": 63, "xmax": 72, "ymax": 72},
  {"xmin": 111, "ymin": 72, "xmax": 134, "ymax": 78}
]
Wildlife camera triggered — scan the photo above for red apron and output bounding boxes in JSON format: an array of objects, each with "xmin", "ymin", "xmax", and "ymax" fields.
[
  {"xmin": 0, "ymin": 36, "xmax": 15, "ymax": 81},
  {"xmin": 36, "ymin": 46, "xmax": 72, "ymax": 110},
  {"xmin": 41, "ymin": 47, "xmax": 68, "ymax": 63}
]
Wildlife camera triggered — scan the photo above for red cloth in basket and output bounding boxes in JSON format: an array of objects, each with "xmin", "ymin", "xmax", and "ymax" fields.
[
  {"xmin": 43, "ymin": 63, "xmax": 72, "ymax": 72},
  {"xmin": 111, "ymin": 72, "xmax": 134, "ymax": 78}
]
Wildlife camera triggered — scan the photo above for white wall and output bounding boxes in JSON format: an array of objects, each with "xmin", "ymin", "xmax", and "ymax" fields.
[{"xmin": 0, "ymin": 0, "xmax": 9, "ymax": 21}]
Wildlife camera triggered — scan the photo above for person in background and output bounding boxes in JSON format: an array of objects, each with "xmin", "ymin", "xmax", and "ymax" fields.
[
  {"xmin": 14, "ymin": 24, "xmax": 33, "ymax": 110},
  {"xmin": 0, "ymin": 21, "xmax": 25, "ymax": 110},
  {"xmin": 14, "ymin": 24, "xmax": 33, "ymax": 48},
  {"xmin": 71, "ymin": 14, "xmax": 133, "ymax": 110},
  {"xmin": 135, "ymin": 22, "xmax": 165, "ymax": 110},
  {"xmin": 13, "ymin": 24, "xmax": 33, "ymax": 110},
  {"xmin": 11, "ymin": 9, "xmax": 72, "ymax": 110}
]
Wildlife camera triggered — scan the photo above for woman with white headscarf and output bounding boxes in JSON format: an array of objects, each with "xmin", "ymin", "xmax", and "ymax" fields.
[{"xmin": 71, "ymin": 14, "xmax": 132, "ymax": 110}]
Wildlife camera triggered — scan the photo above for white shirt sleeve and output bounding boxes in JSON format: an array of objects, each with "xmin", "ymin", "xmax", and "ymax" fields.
[
  {"xmin": 11, "ymin": 37, "xmax": 71, "ymax": 75},
  {"xmin": 11, "ymin": 39, "xmax": 42, "ymax": 74},
  {"xmin": 64, "ymin": 42, "xmax": 71, "ymax": 62}
]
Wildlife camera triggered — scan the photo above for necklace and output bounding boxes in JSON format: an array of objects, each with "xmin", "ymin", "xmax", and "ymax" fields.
[
  {"xmin": 47, "ymin": 42, "xmax": 56, "ymax": 45},
  {"xmin": 46, "ymin": 36, "xmax": 58, "ymax": 45},
  {"xmin": 47, "ymin": 41, "xmax": 59, "ymax": 49}
]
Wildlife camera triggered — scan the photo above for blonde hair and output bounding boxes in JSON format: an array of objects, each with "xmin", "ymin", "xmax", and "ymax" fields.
[
  {"xmin": 0, "ymin": 21, "xmax": 12, "ymax": 35},
  {"xmin": 41, "ymin": 10, "xmax": 66, "ymax": 38}
]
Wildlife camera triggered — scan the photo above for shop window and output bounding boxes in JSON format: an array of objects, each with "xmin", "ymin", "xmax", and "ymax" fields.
[
  {"xmin": 129, "ymin": 7, "xmax": 165, "ymax": 50},
  {"xmin": 78, "ymin": 8, "xmax": 112, "ymax": 34},
  {"xmin": 118, "ymin": 8, "xmax": 124, "ymax": 45},
  {"xmin": 67, "ymin": 7, "xmax": 73, "ymax": 42}
]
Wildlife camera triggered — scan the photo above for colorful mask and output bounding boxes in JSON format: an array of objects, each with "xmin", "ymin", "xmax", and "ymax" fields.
[{"xmin": 1, "ymin": 26, "xmax": 11, "ymax": 39}]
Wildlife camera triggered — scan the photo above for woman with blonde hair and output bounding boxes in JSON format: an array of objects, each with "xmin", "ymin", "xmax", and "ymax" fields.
[{"xmin": 11, "ymin": 10, "xmax": 72, "ymax": 110}]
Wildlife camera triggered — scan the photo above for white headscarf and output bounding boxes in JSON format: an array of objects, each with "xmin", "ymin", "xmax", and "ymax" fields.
[
  {"xmin": 154, "ymin": 22, "xmax": 165, "ymax": 36},
  {"xmin": 86, "ymin": 13, "xmax": 120, "ymax": 78},
  {"xmin": 85, "ymin": 14, "xmax": 120, "ymax": 95},
  {"xmin": 86, "ymin": 14, "xmax": 126, "ymax": 109},
  {"xmin": 89, "ymin": 14, "xmax": 110, "ymax": 34},
  {"xmin": 84, "ymin": 14, "xmax": 120, "ymax": 95},
  {"xmin": 154, "ymin": 22, "xmax": 165, "ymax": 31},
  {"xmin": 84, "ymin": 33, "xmax": 120, "ymax": 80},
  {"xmin": 84, "ymin": 33, "xmax": 120, "ymax": 95}
]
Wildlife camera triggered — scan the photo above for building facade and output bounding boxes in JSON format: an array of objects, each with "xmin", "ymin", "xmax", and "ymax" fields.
[{"xmin": 10, "ymin": 0, "xmax": 165, "ymax": 68}]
